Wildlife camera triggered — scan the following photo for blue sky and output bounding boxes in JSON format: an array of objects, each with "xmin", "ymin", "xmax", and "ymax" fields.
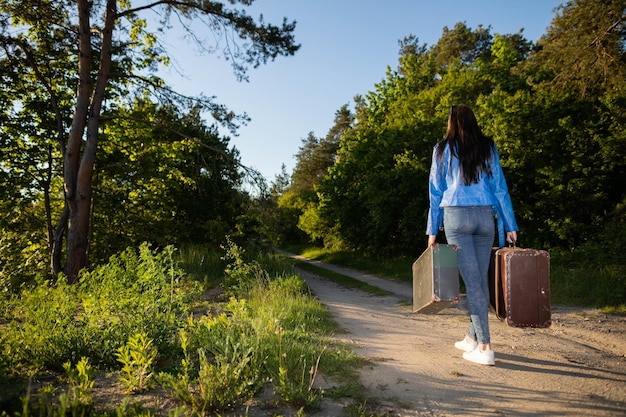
[{"xmin": 158, "ymin": 1, "xmax": 563, "ymax": 184}]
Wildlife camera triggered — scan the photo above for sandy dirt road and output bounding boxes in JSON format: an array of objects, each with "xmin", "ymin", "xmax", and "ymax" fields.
[{"xmin": 292, "ymin": 255, "xmax": 626, "ymax": 417}]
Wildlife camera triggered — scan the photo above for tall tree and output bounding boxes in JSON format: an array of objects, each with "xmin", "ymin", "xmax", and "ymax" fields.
[
  {"xmin": 529, "ymin": 0, "xmax": 626, "ymax": 98},
  {"xmin": 482, "ymin": 0, "xmax": 626, "ymax": 246},
  {"xmin": 314, "ymin": 24, "xmax": 498, "ymax": 254},
  {"xmin": 0, "ymin": 0, "xmax": 299, "ymax": 282},
  {"xmin": 431, "ymin": 22, "xmax": 493, "ymax": 68},
  {"xmin": 290, "ymin": 105, "xmax": 351, "ymax": 193},
  {"xmin": 283, "ymin": 105, "xmax": 354, "ymax": 247}
]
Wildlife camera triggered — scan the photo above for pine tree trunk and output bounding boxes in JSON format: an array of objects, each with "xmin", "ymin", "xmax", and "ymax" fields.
[{"xmin": 53, "ymin": 0, "xmax": 116, "ymax": 283}]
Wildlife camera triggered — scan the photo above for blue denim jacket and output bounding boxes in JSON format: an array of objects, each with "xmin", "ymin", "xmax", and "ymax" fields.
[{"xmin": 426, "ymin": 143, "xmax": 518, "ymax": 238}]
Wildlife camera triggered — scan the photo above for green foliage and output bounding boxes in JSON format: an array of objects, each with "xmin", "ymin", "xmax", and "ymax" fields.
[
  {"xmin": 0, "ymin": 243, "xmax": 200, "ymax": 372},
  {"xmin": 1, "ymin": 278, "xmax": 84, "ymax": 372},
  {"xmin": 196, "ymin": 341, "xmax": 257, "ymax": 409},
  {"xmin": 0, "ymin": 205, "xmax": 53, "ymax": 292},
  {"xmin": 18, "ymin": 357, "xmax": 96, "ymax": 417},
  {"xmin": 277, "ymin": 190, "xmax": 321, "ymax": 245},
  {"xmin": 256, "ymin": 165, "xmax": 309, "ymax": 246},
  {"xmin": 116, "ymin": 333, "xmax": 158, "ymax": 394},
  {"xmin": 93, "ymin": 102, "xmax": 246, "ymax": 262},
  {"xmin": 278, "ymin": 0, "xmax": 626, "ymax": 260},
  {"xmin": 529, "ymin": 0, "xmax": 626, "ymax": 98},
  {"xmin": 2, "ymin": 240, "xmax": 364, "ymax": 415},
  {"xmin": 63, "ymin": 357, "xmax": 95, "ymax": 412},
  {"xmin": 0, "ymin": 0, "xmax": 298, "ymax": 284},
  {"xmin": 159, "ymin": 325, "xmax": 261, "ymax": 413},
  {"xmin": 159, "ymin": 242, "xmax": 355, "ymax": 414},
  {"xmin": 221, "ymin": 237, "xmax": 271, "ymax": 295},
  {"xmin": 156, "ymin": 331, "xmax": 195, "ymax": 406}
]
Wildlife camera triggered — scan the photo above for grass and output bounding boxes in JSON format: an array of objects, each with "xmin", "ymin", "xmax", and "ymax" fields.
[
  {"xmin": 297, "ymin": 247, "xmax": 413, "ymax": 283},
  {"xmin": 286, "ymin": 244, "xmax": 626, "ymax": 315},
  {"xmin": 551, "ymin": 263, "xmax": 626, "ymax": 314},
  {"xmin": 0, "ymin": 241, "xmax": 367, "ymax": 416},
  {"xmin": 2, "ymin": 237, "xmax": 623, "ymax": 415},
  {"xmin": 294, "ymin": 260, "xmax": 392, "ymax": 296}
]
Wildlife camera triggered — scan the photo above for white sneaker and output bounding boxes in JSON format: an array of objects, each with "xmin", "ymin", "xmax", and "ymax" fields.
[
  {"xmin": 463, "ymin": 347, "xmax": 495, "ymax": 366},
  {"xmin": 454, "ymin": 337, "xmax": 478, "ymax": 352}
]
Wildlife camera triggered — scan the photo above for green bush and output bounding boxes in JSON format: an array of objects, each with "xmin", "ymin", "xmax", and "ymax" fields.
[
  {"xmin": 116, "ymin": 332, "xmax": 158, "ymax": 394},
  {"xmin": 159, "ymin": 242, "xmax": 353, "ymax": 413},
  {"xmin": 0, "ymin": 243, "xmax": 201, "ymax": 373},
  {"xmin": 1, "ymin": 241, "xmax": 363, "ymax": 415}
]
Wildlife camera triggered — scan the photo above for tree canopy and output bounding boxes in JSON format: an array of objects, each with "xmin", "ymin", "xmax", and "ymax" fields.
[
  {"xmin": 0, "ymin": 0, "xmax": 299, "ymax": 285},
  {"xmin": 281, "ymin": 0, "xmax": 626, "ymax": 255},
  {"xmin": 1, "ymin": 0, "xmax": 625, "ymax": 289}
]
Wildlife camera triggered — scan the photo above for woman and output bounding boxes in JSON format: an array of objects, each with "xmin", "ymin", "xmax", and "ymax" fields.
[{"xmin": 426, "ymin": 105, "xmax": 518, "ymax": 366}]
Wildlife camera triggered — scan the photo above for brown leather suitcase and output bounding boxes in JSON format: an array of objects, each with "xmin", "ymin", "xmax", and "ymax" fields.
[
  {"xmin": 412, "ymin": 244, "xmax": 461, "ymax": 313},
  {"xmin": 488, "ymin": 246, "xmax": 551, "ymax": 328}
]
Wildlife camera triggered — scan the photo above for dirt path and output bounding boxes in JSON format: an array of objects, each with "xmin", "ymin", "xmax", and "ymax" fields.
[{"xmin": 292, "ymin": 255, "xmax": 626, "ymax": 416}]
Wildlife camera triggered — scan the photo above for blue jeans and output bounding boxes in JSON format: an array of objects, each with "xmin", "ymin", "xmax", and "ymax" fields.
[{"xmin": 443, "ymin": 206, "xmax": 494, "ymax": 345}]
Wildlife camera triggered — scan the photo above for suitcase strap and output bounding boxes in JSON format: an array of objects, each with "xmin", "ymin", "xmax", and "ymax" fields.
[
  {"xmin": 494, "ymin": 244, "xmax": 515, "ymax": 319},
  {"xmin": 495, "ymin": 251, "xmax": 501, "ymax": 317}
]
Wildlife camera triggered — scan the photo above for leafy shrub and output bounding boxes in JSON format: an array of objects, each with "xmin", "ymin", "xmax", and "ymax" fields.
[
  {"xmin": 2, "ymin": 241, "xmax": 362, "ymax": 415},
  {"xmin": 1, "ymin": 279, "xmax": 85, "ymax": 372},
  {"xmin": 221, "ymin": 236, "xmax": 271, "ymax": 296},
  {"xmin": 77, "ymin": 243, "xmax": 200, "ymax": 366},
  {"xmin": 0, "ymin": 243, "xmax": 201, "ymax": 372},
  {"xmin": 63, "ymin": 357, "xmax": 95, "ymax": 412},
  {"xmin": 116, "ymin": 332, "xmax": 158, "ymax": 393},
  {"xmin": 159, "ymin": 317, "xmax": 263, "ymax": 413}
]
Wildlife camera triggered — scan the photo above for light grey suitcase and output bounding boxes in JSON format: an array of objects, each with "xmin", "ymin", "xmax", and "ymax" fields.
[{"xmin": 412, "ymin": 244, "xmax": 461, "ymax": 313}]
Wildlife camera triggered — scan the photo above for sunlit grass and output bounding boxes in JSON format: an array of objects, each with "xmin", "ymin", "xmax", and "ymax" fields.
[
  {"xmin": 294, "ymin": 260, "xmax": 392, "ymax": 296},
  {"xmin": 297, "ymin": 247, "xmax": 413, "ymax": 282},
  {"xmin": 0, "ymin": 242, "xmax": 367, "ymax": 415},
  {"xmin": 288, "ymin": 244, "xmax": 626, "ymax": 313},
  {"xmin": 551, "ymin": 261, "xmax": 626, "ymax": 313}
]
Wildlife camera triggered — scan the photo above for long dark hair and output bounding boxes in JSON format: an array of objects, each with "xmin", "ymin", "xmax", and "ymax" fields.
[{"xmin": 436, "ymin": 105, "xmax": 495, "ymax": 185}]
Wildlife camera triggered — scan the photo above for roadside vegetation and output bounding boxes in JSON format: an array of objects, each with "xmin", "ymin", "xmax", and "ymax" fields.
[
  {"xmin": 293, "ymin": 261, "xmax": 392, "ymax": 296},
  {"xmin": 0, "ymin": 242, "xmax": 368, "ymax": 416},
  {"xmin": 1, "ymin": 240, "xmax": 622, "ymax": 416},
  {"xmin": 288, "ymin": 238, "xmax": 626, "ymax": 316},
  {"xmin": 286, "ymin": 239, "xmax": 626, "ymax": 315}
]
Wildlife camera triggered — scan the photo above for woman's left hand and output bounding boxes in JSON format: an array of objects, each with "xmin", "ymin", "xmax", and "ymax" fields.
[{"xmin": 506, "ymin": 231, "xmax": 518, "ymax": 245}]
